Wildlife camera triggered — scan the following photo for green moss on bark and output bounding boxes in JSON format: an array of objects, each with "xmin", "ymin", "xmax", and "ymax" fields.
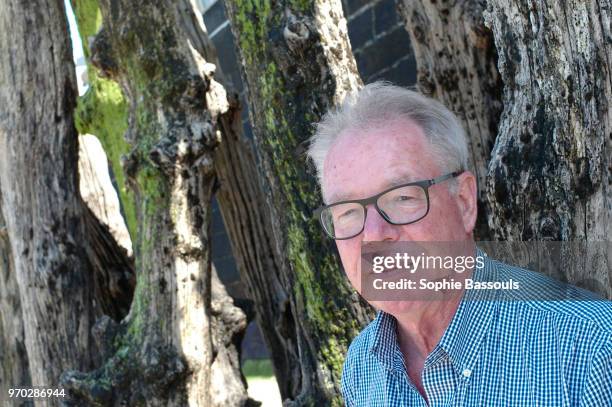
[
  {"xmin": 227, "ymin": 0, "xmax": 366, "ymax": 402},
  {"xmin": 70, "ymin": 0, "xmax": 136, "ymax": 238}
]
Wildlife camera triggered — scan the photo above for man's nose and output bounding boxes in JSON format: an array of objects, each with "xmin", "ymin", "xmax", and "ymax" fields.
[{"xmin": 361, "ymin": 204, "xmax": 400, "ymax": 242}]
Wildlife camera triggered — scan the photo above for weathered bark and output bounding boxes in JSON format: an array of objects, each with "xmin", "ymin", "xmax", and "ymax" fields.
[
  {"xmin": 0, "ymin": 192, "xmax": 32, "ymax": 399},
  {"xmin": 398, "ymin": 0, "xmax": 503, "ymax": 240},
  {"xmin": 175, "ymin": 5, "xmax": 305, "ymax": 400},
  {"xmin": 214, "ymin": 100, "xmax": 297, "ymax": 400},
  {"xmin": 483, "ymin": 0, "xmax": 611, "ymax": 297},
  {"xmin": 224, "ymin": 1, "xmax": 373, "ymax": 404},
  {"xmin": 0, "ymin": 0, "xmax": 135, "ymax": 395},
  {"xmin": 61, "ymin": 0, "xmax": 250, "ymax": 405},
  {"xmin": 0, "ymin": 0, "xmax": 105, "ymax": 388}
]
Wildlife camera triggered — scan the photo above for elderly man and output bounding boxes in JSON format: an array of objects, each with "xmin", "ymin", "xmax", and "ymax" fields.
[{"xmin": 306, "ymin": 82, "xmax": 611, "ymax": 406}]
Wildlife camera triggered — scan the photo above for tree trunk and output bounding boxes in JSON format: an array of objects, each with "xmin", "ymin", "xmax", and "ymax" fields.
[
  {"xmin": 397, "ymin": 0, "xmax": 504, "ymax": 240},
  {"xmin": 214, "ymin": 101, "xmax": 297, "ymax": 401},
  {"xmin": 0, "ymin": 193, "xmax": 32, "ymax": 399},
  {"xmin": 60, "ymin": 0, "xmax": 251, "ymax": 405},
  {"xmin": 0, "ymin": 0, "xmax": 106, "ymax": 388},
  {"xmin": 174, "ymin": 6, "xmax": 311, "ymax": 400},
  {"xmin": 0, "ymin": 0, "xmax": 136, "ymax": 395},
  {"xmin": 483, "ymin": 0, "xmax": 611, "ymax": 297},
  {"xmin": 224, "ymin": 0, "xmax": 373, "ymax": 404}
]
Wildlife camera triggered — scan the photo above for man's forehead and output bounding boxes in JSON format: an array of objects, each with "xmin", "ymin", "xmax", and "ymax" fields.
[{"xmin": 321, "ymin": 120, "xmax": 434, "ymax": 203}]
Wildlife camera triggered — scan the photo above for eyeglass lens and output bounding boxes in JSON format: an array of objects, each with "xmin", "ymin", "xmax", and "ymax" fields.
[{"xmin": 320, "ymin": 185, "xmax": 428, "ymax": 239}]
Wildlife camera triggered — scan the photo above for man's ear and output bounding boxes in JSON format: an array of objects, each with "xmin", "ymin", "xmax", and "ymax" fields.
[{"xmin": 454, "ymin": 171, "xmax": 478, "ymax": 235}]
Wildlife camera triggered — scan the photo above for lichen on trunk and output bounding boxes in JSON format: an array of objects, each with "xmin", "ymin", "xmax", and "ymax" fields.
[
  {"xmin": 71, "ymin": 0, "xmax": 136, "ymax": 239},
  {"xmin": 61, "ymin": 0, "xmax": 251, "ymax": 405},
  {"xmin": 224, "ymin": 0, "xmax": 372, "ymax": 404}
]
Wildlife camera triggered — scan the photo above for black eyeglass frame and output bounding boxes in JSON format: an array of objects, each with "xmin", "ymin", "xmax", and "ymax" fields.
[{"xmin": 313, "ymin": 171, "xmax": 464, "ymax": 240}]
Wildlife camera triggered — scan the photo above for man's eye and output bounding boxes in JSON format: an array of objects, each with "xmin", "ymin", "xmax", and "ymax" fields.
[
  {"xmin": 338, "ymin": 209, "xmax": 357, "ymax": 219},
  {"xmin": 396, "ymin": 195, "xmax": 414, "ymax": 201},
  {"xmin": 393, "ymin": 194, "xmax": 420, "ymax": 203},
  {"xmin": 332, "ymin": 208, "xmax": 361, "ymax": 224}
]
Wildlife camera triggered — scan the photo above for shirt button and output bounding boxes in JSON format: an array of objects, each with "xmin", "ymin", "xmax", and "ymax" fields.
[{"xmin": 462, "ymin": 368, "xmax": 472, "ymax": 378}]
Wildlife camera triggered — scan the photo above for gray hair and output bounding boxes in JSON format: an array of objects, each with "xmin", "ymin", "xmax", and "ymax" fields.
[{"xmin": 306, "ymin": 81, "xmax": 469, "ymax": 200}]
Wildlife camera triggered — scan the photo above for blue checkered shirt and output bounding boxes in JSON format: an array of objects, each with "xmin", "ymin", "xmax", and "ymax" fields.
[{"xmin": 341, "ymin": 251, "xmax": 612, "ymax": 406}]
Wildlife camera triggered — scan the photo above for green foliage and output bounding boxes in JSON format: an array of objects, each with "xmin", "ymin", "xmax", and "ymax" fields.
[{"xmin": 242, "ymin": 358, "xmax": 275, "ymax": 379}]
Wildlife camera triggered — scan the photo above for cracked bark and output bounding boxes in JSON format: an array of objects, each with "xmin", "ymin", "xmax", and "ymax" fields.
[
  {"xmin": 174, "ymin": 4, "xmax": 305, "ymax": 401},
  {"xmin": 224, "ymin": 0, "xmax": 374, "ymax": 405},
  {"xmin": 0, "ymin": 0, "xmax": 106, "ymax": 390},
  {"xmin": 483, "ymin": 0, "xmax": 611, "ymax": 297},
  {"xmin": 0, "ymin": 0, "xmax": 135, "ymax": 396},
  {"xmin": 213, "ymin": 102, "xmax": 295, "ymax": 401},
  {"xmin": 1, "ymin": 0, "xmax": 249, "ymax": 405},
  {"xmin": 398, "ymin": 0, "xmax": 504, "ymax": 240},
  {"xmin": 398, "ymin": 0, "xmax": 610, "ymax": 299},
  {"xmin": 58, "ymin": 0, "xmax": 252, "ymax": 405}
]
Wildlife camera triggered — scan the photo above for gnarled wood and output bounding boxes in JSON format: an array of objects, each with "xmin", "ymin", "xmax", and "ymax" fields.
[
  {"xmin": 0, "ymin": 0, "xmax": 104, "ymax": 387},
  {"xmin": 61, "ymin": 0, "xmax": 251, "ymax": 405},
  {"xmin": 214, "ymin": 101, "xmax": 295, "ymax": 400},
  {"xmin": 224, "ymin": 0, "xmax": 374, "ymax": 404},
  {"xmin": 175, "ymin": 4, "xmax": 303, "ymax": 399},
  {"xmin": 483, "ymin": 0, "xmax": 611, "ymax": 297},
  {"xmin": 0, "ymin": 0, "xmax": 137, "ymax": 395},
  {"xmin": 398, "ymin": 0, "xmax": 503, "ymax": 240}
]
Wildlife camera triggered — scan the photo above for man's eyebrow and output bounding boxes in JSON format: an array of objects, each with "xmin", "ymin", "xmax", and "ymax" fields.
[
  {"xmin": 327, "ymin": 174, "xmax": 417, "ymax": 204},
  {"xmin": 326, "ymin": 191, "xmax": 352, "ymax": 204},
  {"xmin": 385, "ymin": 174, "xmax": 417, "ymax": 188}
]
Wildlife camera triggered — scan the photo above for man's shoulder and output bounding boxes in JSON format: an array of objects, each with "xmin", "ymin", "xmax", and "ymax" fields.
[
  {"xmin": 343, "ymin": 311, "xmax": 391, "ymax": 377},
  {"xmin": 488, "ymin": 256, "xmax": 612, "ymax": 334},
  {"xmin": 345, "ymin": 314, "xmax": 378, "ymax": 362},
  {"xmin": 341, "ymin": 313, "xmax": 384, "ymax": 403}
]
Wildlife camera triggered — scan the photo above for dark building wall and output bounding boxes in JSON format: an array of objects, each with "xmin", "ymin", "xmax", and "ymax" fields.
[
  {"xmin": 344, "ymin": 0, "xmax": 416, "ymax": 86},
  {"xmin": 200, "ymin": 0, "xmax": 417, "ymax": 360}
]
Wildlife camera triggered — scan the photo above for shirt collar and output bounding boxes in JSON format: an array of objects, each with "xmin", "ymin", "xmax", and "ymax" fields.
[
  {"xmin": 436, "ymin": 247, "xmax": 499, "ymax": 375},
  {"xmin": 370, "ymin": 310, "xmax": 405, "ymax": 373},
  {"xmin": 369, "ymin": 246, "xmax": 499, "ymax": 375}
]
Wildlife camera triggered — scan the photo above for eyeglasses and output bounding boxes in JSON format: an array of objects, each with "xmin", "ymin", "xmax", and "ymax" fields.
[{"xmin": 314, "ymin": 171, "xmax": 463, "ymax": 240}]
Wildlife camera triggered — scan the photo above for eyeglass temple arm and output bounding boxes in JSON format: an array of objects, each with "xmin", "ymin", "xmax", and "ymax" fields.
[{"xmin": 429, "ymin": 171, "xmax": 463, "ymax": 185}]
